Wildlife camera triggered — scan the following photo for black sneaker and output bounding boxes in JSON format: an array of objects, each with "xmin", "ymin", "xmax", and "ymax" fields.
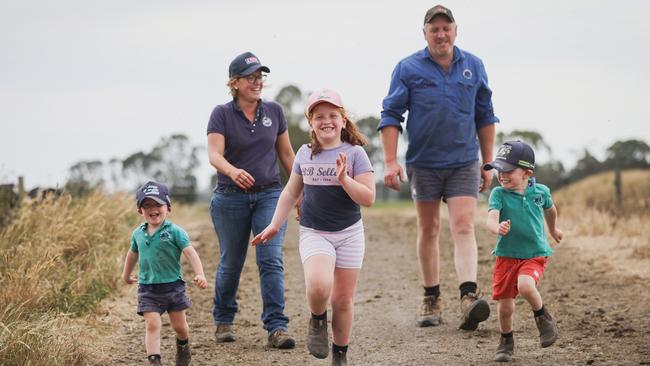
[
  {"xmin": 307, "ymin": 318, "xmax": 329, "ymax": 359},
  {"xmin": 268, "ymin": 329, "xmax": 295, "ymax": 349},
  {"xmin": 459, "ymin": 291, "xmax": 490, "ymax": 330},
  {"xmin": 494, "ymin": 335, "xmax": 514, "ymax": 362},
  {"xmin": 147, "ymin": 355, "xmax": 162, "ymax": 366}
]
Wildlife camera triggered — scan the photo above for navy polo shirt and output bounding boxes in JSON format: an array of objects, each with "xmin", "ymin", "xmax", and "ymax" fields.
[
  {"xmin": 379, "ymin": 46, "xmax": 499, "ymax": 169},
  {"xmin": 207, "ymin": 99, "xmax": 288, "ymax": 186}
]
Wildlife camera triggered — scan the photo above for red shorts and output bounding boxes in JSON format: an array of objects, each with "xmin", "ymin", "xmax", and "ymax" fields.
[{"xmin": 492, "ymin": 256, "xmax": 548, "ymax": 300}]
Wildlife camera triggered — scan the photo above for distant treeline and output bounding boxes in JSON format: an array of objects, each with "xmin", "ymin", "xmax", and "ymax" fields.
[{"xmin": 47, "ymin": 84, "xmax": 650, "ymax": 201}]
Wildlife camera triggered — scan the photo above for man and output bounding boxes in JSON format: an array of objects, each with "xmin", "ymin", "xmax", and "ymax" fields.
[{"xmin": 379, "ymin": 4, "xmax": 498, "ymax": 331}]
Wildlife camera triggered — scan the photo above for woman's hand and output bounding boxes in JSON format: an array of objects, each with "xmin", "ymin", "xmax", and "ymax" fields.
[{"xmin": 229, "ymin": 168, "xmax": 255, "ymax": 189}]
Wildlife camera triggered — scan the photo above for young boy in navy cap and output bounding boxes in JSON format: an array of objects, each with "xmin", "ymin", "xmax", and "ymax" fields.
[
  {"xmin": 484, "ymin": 141, "xmax": 563, "ymax": 362},
  {"xmin": 122, "ymin": 181, "xmax": 208, "ymax": 366}
]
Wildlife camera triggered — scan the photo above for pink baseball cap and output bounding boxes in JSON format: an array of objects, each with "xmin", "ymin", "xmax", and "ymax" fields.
[{"xmin": 304, "ymin": 88, "xmax": 344, "ymax": 116}]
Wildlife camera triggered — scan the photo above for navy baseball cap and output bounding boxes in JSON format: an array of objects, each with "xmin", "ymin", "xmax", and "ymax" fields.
[
  {"xmin": 424, "ymin": 4, "xmax": 455, "ymax": 24},
  {"xmin": 136, "ymin": 181, "xmax": 171, "ymax": 207},
  {"xmin": 483, "ymin": 140, "xmax": 536, "ymax": 172},
  {"xmin": 228, "ymin": 52, "xmax": 270, "ymax": 78}
]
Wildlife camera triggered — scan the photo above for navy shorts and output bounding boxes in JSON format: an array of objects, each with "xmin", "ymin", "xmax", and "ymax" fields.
[
  {"xmin": 406, "ymin": 161, "xmax": 480, "ymax": 201},
  {"xmin": 137, "ymin": 279, "xmax": 191, "ymax": 316}
]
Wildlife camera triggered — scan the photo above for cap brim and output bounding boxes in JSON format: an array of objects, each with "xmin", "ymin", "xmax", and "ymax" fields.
[
  {"xmin": 305, "ymin": 100, "xmax": 344, "ymax": 116},
  {"xmin": 138, "ymin": 196, "xmax": 168, "ymax": 207},
  {"xmin": 237, "ymin": 65, "xmax": 270, "ymax": 77},
  {"xmin": 483, "ymin": 160, "xmax": 517, "ymax": 172}
]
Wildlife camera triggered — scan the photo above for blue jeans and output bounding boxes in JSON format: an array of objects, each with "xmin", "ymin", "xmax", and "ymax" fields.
[{"xmin": 209, "ymin": 186, "xmax": 289, "ymax": 334}]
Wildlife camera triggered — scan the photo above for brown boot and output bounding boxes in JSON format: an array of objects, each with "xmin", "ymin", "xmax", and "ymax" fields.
[
  {"xmin": 535, "ymin": 308, "xmax": 559, "ymax": 347},
  {"xmin": 175, "ymin": 342, "xmax": 191, "ymax": 366},
  {"xmin": 215, "ymin": 324, "xmax": 236, "ymax": 343},
  {"xmin": 307, "ymin": 318, "xmax": 329, "ymax": 358},
  {"xmin": 494, "ymin": 335, "xmax": 514, "ymax": 362},
  {"xmin": 332, "ymin": 350, "xmax": 348, "ymax": 366},
  {"xmin": 268, "ymin": 329, "xmax": 296, "ymax": 349},
  {"xmin": 416, "ymin": 295, "xmax": 442, "ymax": 327},
  {"xmin": 459, "ymin": 291, "xmax": 490, "ymax": 330}
]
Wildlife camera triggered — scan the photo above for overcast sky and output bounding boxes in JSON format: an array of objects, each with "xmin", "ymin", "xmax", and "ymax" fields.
[{"xmin": 1, "ymin": 0, "xmax": 648, "ymax": 191}]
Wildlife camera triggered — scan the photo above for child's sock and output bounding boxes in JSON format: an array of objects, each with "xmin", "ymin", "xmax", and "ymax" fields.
[
  {"xmin": 177, "ymin": 338, "xmax": 188, "ymax": 346},
  {"xmin": 533, "ymin": 305, "xmax": 545, "ymax": 317},
  {"xmin": 424, "ymin": 285, "xmax": 440, "ymax": 298},
  {"xmin": 459, "ymin": 281, "xmax": 478, "ymax": 298},
  {"xmin": 332, "ymin": 343, "xmax": 348, "ymax": 354},
  {"xmin": 311, "ymin": 310, "xmax": 327, "ymax": 320},
  {"xmin": 501, "ymin": 331, "xmax": 513, "ymax": 338}
]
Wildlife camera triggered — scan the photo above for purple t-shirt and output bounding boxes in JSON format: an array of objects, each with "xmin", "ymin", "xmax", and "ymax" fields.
[
  {"xmin": 207, "ymin": 99, "xmax": 288, "ymax": 187},
  {"xmin": 293, "ymin": 142, "xmax": 373, "ymax": 232}
]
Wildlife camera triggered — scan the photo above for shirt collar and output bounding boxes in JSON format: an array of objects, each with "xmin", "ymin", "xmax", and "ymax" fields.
[
  {"xmin": 420, "ymin": 45, "xmax": 465, "ymax": 64},
  {"xmin": 139, "ymin": 219, "xmax": 170, "ymax": 232}
]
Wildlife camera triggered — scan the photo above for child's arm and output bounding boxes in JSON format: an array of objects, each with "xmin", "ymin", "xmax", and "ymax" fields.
[
  {"xmin": 336, "ymin": 152, "xmax": 376, "ymax": 207},
  {"xmin": 544, "ymin": 204, "xmax": 563, "ymax": 244},
  {"xmin": 251, "ymin": 171, "xmax": 304, "ymax": 245},
  {"xmin": 182, "ymin": 246, "xmax": 208, "ymax": 289},
  {"xmin": 122, "ymin": 250, "xmax": 138, "ymax": 284},
  {"xmin": 486, "ymin": 209, "xmax": 510, "ymax": 236}
]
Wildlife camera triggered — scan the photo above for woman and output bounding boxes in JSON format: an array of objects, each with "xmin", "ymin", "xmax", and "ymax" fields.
[{"xmin": 207, "ymin": 51, "xmax": 295, "ymax": 349}]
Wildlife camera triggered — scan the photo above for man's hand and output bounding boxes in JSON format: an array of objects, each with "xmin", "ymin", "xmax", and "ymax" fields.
[{"xmin": 480, "ymin": 168, "xmax": 493, "ymax": 192}]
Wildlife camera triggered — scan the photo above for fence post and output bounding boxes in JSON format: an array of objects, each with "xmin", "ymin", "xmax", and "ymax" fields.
[
  {"xmin": 614, "ymin": 167, "xmax": 622, "ymax": 209},
  {"xmin": 18, "ymin": 176, "xmax": 26, "ymax": 201}
]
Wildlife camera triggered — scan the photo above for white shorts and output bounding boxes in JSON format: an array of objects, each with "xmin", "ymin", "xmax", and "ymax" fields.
[{"xmin": 299, "ymin": 220, "xmax": 365, "ymax": 269}]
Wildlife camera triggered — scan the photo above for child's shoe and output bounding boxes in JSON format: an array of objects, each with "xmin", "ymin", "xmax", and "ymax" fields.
[
  {"xmin": 148, "ymin": 355, "xmax": 162, "ymax": 365},
  {"xmin": 494, "ymin": 335, "xmax": 514, "ymax": 362},
  {"xmin": 535, "ymin": 308, "xmax": 559, "ymax": 347},
  {"xmin": 332, "ymin": 350, "xmax": 348, "ymax": 366},
  {"xmin": 307, "ymin": 317, "xmax": 329, "ymax": 358},
  {"xmin": 175, "ymin": 342, "xmax": 191, "ymax": 366}
]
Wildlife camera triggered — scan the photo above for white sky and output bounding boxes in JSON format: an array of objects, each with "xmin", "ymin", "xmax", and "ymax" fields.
[{"xmin": 1, "ymin": 0, "xmax": 648, "ymax": 191}]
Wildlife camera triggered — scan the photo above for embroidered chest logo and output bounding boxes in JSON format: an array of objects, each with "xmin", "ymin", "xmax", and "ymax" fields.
[
  {"xmin": 159, "ymin": 230, "xmax": 172, "ymax": 242},
  {"xmin": 532, "ymin": 195, "xmax": 544, "ymax": 207},
  {"xmin": 462, "ymin": 69, "xmax": 473, "ymax": 80},
  {"xmin": 262, "ymin": 116, "xmax": 273, "ymax": 127}
]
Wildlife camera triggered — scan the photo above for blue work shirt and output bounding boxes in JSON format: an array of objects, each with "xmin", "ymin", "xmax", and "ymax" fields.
[
  {"xmin": 379, "ymin": 46, "xmax": 499, "ymax": 169},
  {"xmin": 207, "ymin": 99, "xmax": 288, "ymax": 187}
]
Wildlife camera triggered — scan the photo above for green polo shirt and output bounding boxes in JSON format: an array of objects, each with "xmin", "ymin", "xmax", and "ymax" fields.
[
  {"xmin": 130, "ymin": 220, "xmax": 190, "ymax": 285},
  {"xmin": 487, "ymin": 181, "xmax": 554, "ymax": 259}
]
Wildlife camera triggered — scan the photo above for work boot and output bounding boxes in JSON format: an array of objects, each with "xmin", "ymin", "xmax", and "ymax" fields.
[
  {"xmin": 535, "ymin": 308, "xmax": 559, "ymax": 347},
  {"xmin": 494, "ymin": 335, "xmax": 514, "ymax": 362},
  {"xmin": 307, "ymin": 317, "xmax": 329, "ymax": 359},
  {"xmin": 459, "ymin": 291, "xmax": 490, "ymax": 330},
  {"xmin": 147, "ymin": 355, "xmax": 162, "ymax": 366},
  {"xmin": 416, "ymin": 295, "xmax": 442, "ymax": 327},
  {"xmin": 175, "ymin": 342, "xmax": 191, "ymax": 366},
  {"xmin": 332, "ymin": 350, "xmax": 348, "ymax": 366},
  {"xmin": 215, "ymin": 324, "xmax": 236, "ymax": 343},
  {"xmin": 268, "ymin": 329, "xmax": 296, "ymax": 349}
]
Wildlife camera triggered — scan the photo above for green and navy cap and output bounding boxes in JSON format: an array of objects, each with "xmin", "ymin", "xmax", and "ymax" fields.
[
  {"xmin": 483, "ymin": 140, "xmax": 536, "ymax": 172},
  {"xmin": 424, "ymin": 4, "xmax": 455, "ymax": 24}
]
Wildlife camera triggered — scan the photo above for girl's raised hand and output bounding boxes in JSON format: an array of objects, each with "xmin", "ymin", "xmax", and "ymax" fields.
[
  {"xmin": 336, "ymin": 152, "xmax": 349, "ymax": 183},
  {"xmin": 251, "ymin": 225, "xmax": 279, "ymax": 246}
]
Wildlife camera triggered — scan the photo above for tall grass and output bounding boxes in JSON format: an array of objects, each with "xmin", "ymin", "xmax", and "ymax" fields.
[
  {"xmin": 554, "ymin": 169, "xmax": 650, "ymax": 236},
  {"xmin": 0, "ymin": 191, "xmax": 136, "ymax": 365}
]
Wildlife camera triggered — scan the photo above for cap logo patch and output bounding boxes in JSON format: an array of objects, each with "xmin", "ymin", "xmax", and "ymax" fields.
[
  {"xmin": 262, "ymin": 116, "xmax": 272, "ymax": 127},
  {"xmin": 143, "ymin": 185, "xmax": 160, "ymax": 196},
  {"xmin": 463, "ymin": 69, "xmax": 473, "ymax": 79},
  {"xmin": 244, "ymin": 56, "xmax": 260, "ymax": 65},
  {"xmin": 496, "ymin": 145, "xmax": 512, "ymax": 159}
]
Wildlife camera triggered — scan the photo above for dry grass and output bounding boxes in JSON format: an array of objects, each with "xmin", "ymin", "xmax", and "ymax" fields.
[{"xmin": 0, "ymin": 191, "xmax": 136, "ymax": 365}]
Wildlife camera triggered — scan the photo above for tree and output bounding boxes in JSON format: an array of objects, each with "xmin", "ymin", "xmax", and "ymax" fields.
[
  {"xmin": 274, "ymin": 84, "xmax": 310, "ymax": 153},
  {"xmin": 604, "ymin": 139, "xmax": 650, "ymax": 170},
  {"xmin": 496, "ymin": 129, "xmax": 552, "ymax": 156},
  {"xmin": 65, "ymin": 160, "xmax": 105, "ymax": 196},
  {"xmin": 567, "ymin": 149, "xmax": 604, "ymax": 183}
]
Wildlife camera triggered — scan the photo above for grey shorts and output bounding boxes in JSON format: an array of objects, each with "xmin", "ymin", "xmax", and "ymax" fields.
[
  {"xmin": 406, "ymin": 161, "xmax": 480, "ymax": 201},
  {"xmin": 137, "ymin": 279, "xmax": 191, "ymax": 316}
]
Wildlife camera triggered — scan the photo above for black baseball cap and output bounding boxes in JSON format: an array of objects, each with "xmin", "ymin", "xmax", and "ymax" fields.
[
  {"xmin": 424, "ymin": 4, "xmax": 455, "ymax": 24},
  {"xmin": 228, "ymin": 51, "xmax": 270, "ymax": 78},
  {"xmin": 136, "ymin": 181, "xmax": 172, "ymax": 208},
  {"xmin": 483, "ymin": 140, "xmax": 536, "ymax": 172}
]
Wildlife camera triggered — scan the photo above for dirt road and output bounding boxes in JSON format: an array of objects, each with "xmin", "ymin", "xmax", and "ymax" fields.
[{"xmin": 97, "ymin": 206, "xmax": 650, "ymax": 365}]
